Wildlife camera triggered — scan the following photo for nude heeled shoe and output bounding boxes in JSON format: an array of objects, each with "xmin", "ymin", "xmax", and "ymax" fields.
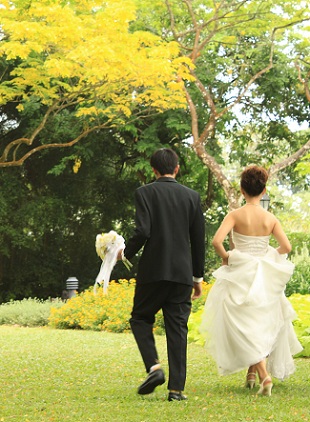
[
  {"xmin": 245, "ymin": 372, "xmax": 256, "ymax": 389},
  {"xmin": 257, "ymin": 376, "xmax": 273, "ymax": 396}
]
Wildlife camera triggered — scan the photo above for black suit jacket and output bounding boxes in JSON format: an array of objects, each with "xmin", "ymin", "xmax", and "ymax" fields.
[{"xmin": 124, "ymin": 177, "xmax": 205, "ymax": 285}]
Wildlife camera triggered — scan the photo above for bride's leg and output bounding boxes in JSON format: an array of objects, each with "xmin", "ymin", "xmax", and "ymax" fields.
[
  {"xmin": 255, "ymin": 360, "xmax": 268, "ymax": 382},
  {"xmin": 255, "ymin": 359, "xmax": 273, "ymax": 396},
  {"xmin": 247, "ymin": 364, "xmax": 257, "ymax": 375},
  {"xmin": 245, "ymin": 364, "xmax": 257, "ymax": 388}
]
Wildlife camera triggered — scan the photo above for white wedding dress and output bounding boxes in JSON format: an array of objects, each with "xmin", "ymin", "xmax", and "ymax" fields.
[{"xmin": 200, "ymin": 231, "xmax": 303, "ymax": 380}]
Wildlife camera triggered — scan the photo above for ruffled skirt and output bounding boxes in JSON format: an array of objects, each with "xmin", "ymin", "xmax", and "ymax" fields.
[{"xmin": 200, "ymin": 247, "xmax": 303, "ymax": 380}]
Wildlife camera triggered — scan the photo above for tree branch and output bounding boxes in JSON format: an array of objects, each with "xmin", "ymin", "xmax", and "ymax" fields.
[
  {"xmin": 295, "ymin": 61, "xmax": 310, "ymax": 102},
  {"xmin": 0, "ymin": 103, "xmax": 59, "ymax": 163},
  {"xmin": 269, "ymin": 139, "xmax": 310, "ymax": 180},
  {"xmin": 0, "ymin": 123, "xmax": 108, "ymax": 167}
]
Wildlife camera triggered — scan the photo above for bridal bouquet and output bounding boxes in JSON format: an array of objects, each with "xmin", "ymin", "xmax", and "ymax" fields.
[{"xmin": 94, "ymin": 230, "xmax": 132, "ymax": 293}]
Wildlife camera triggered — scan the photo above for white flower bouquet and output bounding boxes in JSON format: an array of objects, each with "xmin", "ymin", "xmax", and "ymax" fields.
[{"xmin": 94, "ymin": 230, "xmax": 132, "ymax": 293}]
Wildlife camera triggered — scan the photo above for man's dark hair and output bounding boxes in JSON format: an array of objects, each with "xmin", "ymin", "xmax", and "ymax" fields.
[{"xmin": 150, "ymin": 148, "xmax": 179, "ymax": 176}]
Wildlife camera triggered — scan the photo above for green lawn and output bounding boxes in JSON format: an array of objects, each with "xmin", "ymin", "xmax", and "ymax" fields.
[{"xmin": 0, "ymin": 326, "xmax": 309, "ymax": 422}]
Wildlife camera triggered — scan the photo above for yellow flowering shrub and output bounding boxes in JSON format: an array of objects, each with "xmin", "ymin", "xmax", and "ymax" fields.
[
  {"xmin": 288, "ymin": 294, "xmax": 310, "ymax": 357},
  {"xmin": 49, "ymin": 279, "xmax": 134, "ymax": 332},
  {"xmin": 48, "ymin": 279, "xmax": 212, "ymax": 336}
]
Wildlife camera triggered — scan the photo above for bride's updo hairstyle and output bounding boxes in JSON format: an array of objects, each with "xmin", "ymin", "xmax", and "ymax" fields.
[{"xmin": 241, "ymin": 165, "xmax": 268, "ymax": 197}]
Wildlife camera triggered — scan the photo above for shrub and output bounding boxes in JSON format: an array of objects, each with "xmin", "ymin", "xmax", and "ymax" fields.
[
  {"xmin": 270, "ymin": 234, "xmax": 310, "ymax": 296},
  {"xmin": 188, "ymin": 308, "xmax": 205, "ymax": 345},
  {"xmin": 48, "ymin": 279, "xmax": 213, "ymax": 334},
  {"xmin": 286, "ymin": 243, "xmax": 310, "ymax": 296},
  {"xmin": 0, "ymin": 298, "xmax": 62, "ymax": 327},
  {"xmin": 288, "ymin": 232, "xmax": 310, "ymax": 252},
  {"xmin": 288, "ymin": 294, "xmax": 310, "ymax": 358},
  {"xmin": 49, "ymin": 280, "xmax": 135, "ymax": 332}
]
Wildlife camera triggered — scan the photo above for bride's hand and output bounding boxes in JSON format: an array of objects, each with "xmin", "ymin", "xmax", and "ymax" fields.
[
  {"xmin": 117, "ymin": 249, "xmax": 124, "ymax": 260},
  {"xmin": 222, "ymin": 252, "xmax": 229, "ymax": 266}
]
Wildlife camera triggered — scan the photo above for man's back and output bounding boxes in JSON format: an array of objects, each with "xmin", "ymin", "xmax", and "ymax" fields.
[{"xmin": 125, "ymin": 177, "xmax": 205, "ymax": 284}]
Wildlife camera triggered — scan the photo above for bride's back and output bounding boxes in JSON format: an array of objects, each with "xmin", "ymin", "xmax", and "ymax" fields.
[{"xmin": 232, "ymin": 205, "xmax": 276, "ymax": 237}]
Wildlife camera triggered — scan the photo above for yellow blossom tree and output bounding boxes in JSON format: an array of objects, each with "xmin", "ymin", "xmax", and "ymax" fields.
[{"xmin": 0, "ymin": 0, "xmax": 193, "ymax": 167}]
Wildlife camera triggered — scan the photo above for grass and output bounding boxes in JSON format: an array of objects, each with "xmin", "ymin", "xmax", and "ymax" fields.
[{"xmin": 0, "ymin": 326, "xmax": 309, "ymax": 422}]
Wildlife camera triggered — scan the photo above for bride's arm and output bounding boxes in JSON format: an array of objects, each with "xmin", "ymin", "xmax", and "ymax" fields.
[
  {"xmin": 272, "ymin": 218, "xmax": 292, "ymax": 254},
  {"xmin": 212, "ymin": 212, "xmax": 235, "ymax": 264}
]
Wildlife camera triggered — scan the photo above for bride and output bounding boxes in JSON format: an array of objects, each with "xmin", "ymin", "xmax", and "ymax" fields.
[{"xmin": 200, "ymin": 165, "xmax": 303, "ymax": 396}]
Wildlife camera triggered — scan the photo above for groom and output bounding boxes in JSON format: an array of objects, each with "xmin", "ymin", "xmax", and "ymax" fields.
[{"xmin": 122, "ymin": 148, "xmax": 205, "ymax": 401}]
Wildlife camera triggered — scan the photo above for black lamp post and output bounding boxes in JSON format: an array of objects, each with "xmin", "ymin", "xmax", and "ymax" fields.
[{"xmin": 260, "ymin": 194, "xmax": 270, "ymax": 210}]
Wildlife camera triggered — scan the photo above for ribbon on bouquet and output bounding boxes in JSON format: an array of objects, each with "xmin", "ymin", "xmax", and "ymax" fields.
[{"xmin": 94, "ymin": 230, "xmax": 132, "ymax": 294}]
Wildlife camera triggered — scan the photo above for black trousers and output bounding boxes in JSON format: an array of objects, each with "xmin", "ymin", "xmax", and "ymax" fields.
[{"xmin": 129, "ymin": 280, "xmax": 192, "ymax": 391}]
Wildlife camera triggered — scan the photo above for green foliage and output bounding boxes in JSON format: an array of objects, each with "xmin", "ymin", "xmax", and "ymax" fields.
[
  {"xmin": 288, "ymin": 233, "xmax": 310, "ymax": 250},
  {"xmin": 286, "ymin": 242, "xmax": 310, "ymax": 296},
  {"xmin": 295, "ymin": 152, "xmax": 310, "ymax": 177},
  {"xmin": 269, "ymin": 233, "xmax": 310, "ymax": 297},
  {"xmin": 289, "ymin": 295, "xmax": 310, "ymax": 358},
  {"xmin": 134, "ymin": 0, "xmax": 310, "ymax": 213},
  {"xmin": 188, "ymin": 307, "xmax": 205, "ymax": 346},
  {"xmin": 272, "ymin": 189, "xmax": 310, "ymax": 235},
  {"xmin": 0, "ymin": 298, "xmax": 62, "ymax": 327},
  {"xmin": 0, "ymin": 131, "xmax": 141, "ymax": 302}
]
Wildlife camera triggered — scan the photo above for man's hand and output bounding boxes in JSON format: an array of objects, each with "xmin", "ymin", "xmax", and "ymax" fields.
[{"xmin": 192, "ymin": 282, "xmax": 202, "ymax": 300}]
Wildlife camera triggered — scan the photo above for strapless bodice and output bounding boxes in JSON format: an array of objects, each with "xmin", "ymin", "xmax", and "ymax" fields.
[{"xmin": 232, "ymin": 231, "xmax": 269, "ymax": 257}]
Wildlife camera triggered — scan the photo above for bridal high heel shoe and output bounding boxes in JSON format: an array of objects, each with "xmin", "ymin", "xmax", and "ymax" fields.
[
  {"xmin": 245, "ymin": 372, "xmax": 256, "ymax": 389},
  {"xmin": 257, "ymin": 376, "xmax": 273, "ymax": 396}
]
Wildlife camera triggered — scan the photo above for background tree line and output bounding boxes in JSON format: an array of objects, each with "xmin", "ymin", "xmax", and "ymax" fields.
[{"xmin": 0, "ymin": 0, "xmax": 309, "ymax": 301}]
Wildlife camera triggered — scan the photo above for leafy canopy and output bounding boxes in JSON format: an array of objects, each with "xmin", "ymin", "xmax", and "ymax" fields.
[
  {"xmin": 0, "ymin": 0, "xmax": 193, "ymax": 166},
  {"xmin": 133, "ymin": 0, "xmax": 310, "ymax": 208}
]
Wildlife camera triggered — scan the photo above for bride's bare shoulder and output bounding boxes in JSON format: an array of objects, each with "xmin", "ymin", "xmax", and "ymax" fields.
[{"xmin": 265, "ymin": 210, "xmax": 278, "ymax": 222}]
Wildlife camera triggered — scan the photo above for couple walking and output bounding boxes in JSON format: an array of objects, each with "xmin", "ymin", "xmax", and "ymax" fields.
[{"xmin": 120, "ymin": 148, "xmax": 302, "ymax": 401}]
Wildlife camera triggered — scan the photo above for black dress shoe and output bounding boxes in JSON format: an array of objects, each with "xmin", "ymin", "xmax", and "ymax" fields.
[
  {"xmin": 138, "ymin": 368, "xmax": 165, "ymax": 395},
  {"xmin": 168, "ymin": 392, "xmax": 188, "ymax": 401}
]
